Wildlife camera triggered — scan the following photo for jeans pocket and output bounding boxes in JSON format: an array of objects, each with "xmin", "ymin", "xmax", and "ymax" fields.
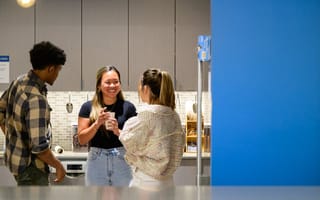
[
  {"xmin": 117, "ymin": 153, "xmax": 126, "ymax": 161},
  {"xmin": 88, "ymin": 149, "xmax": 98, "ymax": 161}
]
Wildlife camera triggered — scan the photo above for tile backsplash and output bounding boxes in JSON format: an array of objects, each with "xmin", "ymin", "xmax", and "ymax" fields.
[{"xmin": 0, "ymin": 91, "xmax": 211, "ymax": 151}]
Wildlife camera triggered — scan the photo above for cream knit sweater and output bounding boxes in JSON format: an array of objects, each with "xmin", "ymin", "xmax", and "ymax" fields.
[{"xmin": 119, "ymin": 104, "xmax": 185, "ymax": 180}]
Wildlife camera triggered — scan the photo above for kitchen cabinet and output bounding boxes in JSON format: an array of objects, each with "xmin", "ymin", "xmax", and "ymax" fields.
[
  {"xmin": 0, "ymin": 166, "xmax": 16, "ymax": 186},
  {"xmin": 0, "ymin": 147, "xmax": 16, "ymax": 186},
  {"xmin": 128, "ymin": 0, "xmax": 175, "ymax": 90},
  {"xmin": 185, "ymin": 117, "xmax": 211, "ymax": 153},
  {"xmin": 82, "ymin": 0, "xmax": 129, "ymax": 90},
  {"xmin": 174, "ymin": 157, "xmax": 210, "ymax": 185},
  {"xmin": 0, "ymin": 0, "xmax": 210, "ymax": 92},
  {"xmin": 0, "ymin": 1, "xmax": 34, "ymax": 91},
  {"xmin": 0, "ymin": 156, "xmax": 3, "ymax": 166},
  {"xmin": 175, "ymin": 0, "xmax": 210, "ymax": 91},
  {"xmin": 51, "ymin": 151, "xmax": 210, "ymax": 185},
  {"xmin": 185, "ymin": 119, "xmax": 204, "ymax": 152},
  {"xmin": 35, "ymin": 0, "xmax": 82, "ymax": 91}
]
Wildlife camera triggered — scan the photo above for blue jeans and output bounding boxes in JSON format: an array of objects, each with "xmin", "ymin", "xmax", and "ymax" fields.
[{"xmin": 85, "ymin": 147, "xmax": 132, "ymax": 186}]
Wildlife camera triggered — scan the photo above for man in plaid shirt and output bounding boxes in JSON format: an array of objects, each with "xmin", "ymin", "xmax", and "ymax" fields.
[{"xmin": 0, "ymin": 41, "xmax": 66, "ymax": 185}]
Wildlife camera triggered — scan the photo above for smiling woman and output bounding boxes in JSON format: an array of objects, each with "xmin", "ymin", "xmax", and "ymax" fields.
[
  {"xmin": 16, "ymin": 0, "xmax": 36, "ymax": 8},
  {"xmin": 77, "ymin": 66, "xmax": 137, "ymax": 186}
]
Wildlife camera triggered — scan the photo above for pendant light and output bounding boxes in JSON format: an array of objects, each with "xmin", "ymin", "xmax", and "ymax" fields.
[{"xmin": 17, "ymin": 0, "xmax": 36, "ymax": 8}]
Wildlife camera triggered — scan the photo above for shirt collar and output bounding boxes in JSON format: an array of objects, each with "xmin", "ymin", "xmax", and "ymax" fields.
[{"xmin": 28, "ymin": 70, "xmax": 48, "ymax": 96}]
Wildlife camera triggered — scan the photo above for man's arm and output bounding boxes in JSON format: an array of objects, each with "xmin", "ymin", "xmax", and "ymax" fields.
[
  {"xmin": 27, "ymin": 95, "xmax": 66, "ymax": 182},
  {"xmin": 36, "ymin": 149, "xmax": 66, "ymax": 182}
]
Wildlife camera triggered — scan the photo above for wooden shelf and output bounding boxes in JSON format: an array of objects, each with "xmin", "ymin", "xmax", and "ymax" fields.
[
  {"xmin": 185, "ymin": 118, "xmax": 207, "ymax": 153},
  {"xmin": 187, "ymin": 135, "xmax": 205, "ymax": 138}
]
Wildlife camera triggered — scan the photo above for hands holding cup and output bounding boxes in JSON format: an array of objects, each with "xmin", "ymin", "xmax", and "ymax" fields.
[
  {"xmin": 102, "ymin": 108, "xmax": 120, "ymax": 136},
  {"xmin": 105, "ymin": 111, "xmax": 116, "ymax": 130}
]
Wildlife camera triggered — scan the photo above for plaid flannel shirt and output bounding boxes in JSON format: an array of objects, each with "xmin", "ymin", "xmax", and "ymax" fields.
[{"xmin": 0, "ymin": 70, "xmax": 51, "ymax": 175}]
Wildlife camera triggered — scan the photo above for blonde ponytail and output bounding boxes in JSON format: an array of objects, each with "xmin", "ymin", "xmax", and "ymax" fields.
[{"xmin": 159, "ymin": 71, "xmax": 175, "ymax": 110}]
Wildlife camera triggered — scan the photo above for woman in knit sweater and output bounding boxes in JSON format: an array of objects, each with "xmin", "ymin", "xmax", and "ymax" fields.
[{"xmin": 118, "ymin": 68, "xmax": 185, "ymax": 190}]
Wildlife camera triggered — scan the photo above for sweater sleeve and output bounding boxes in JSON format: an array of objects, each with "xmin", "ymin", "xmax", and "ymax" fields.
[{"xmin": 119, "ymin": 114, "xmax": 149, "ymax": 154}]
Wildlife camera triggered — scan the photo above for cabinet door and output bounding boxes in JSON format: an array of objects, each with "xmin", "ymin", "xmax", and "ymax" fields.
[
  {"xmin": 128, "ymin": 0, "xmax": 175, "ymax": 90},
  {"xmin": 0, "ymin": 1, "xmax": 34, "ymax": 91},
  {"xmin": 82, "ymin": 0, "xmax": 129, "ymax": 91},
  {"xmin": 35, "ymin": 0, "xmax": 81, "ymax": 91},
  {"xmin": 175, "ymin": 0, "xmax": 210, "ymax": 91}
]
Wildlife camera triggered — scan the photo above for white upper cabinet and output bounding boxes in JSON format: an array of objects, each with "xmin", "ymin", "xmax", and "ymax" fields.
[
  {"xmin": 175, "ymin": 0, "xmax": 211, "ymax": 91},
  {"xmin": 0, "ymin": 1, "xmax": 34, "ymax": 91},
  {"xmin": 128, "ymin": 0, "xmax": 175, "ymax": 90},
  {"xmin": 82, "ymin": 0, "xmax": 129, "ymax": 91},
  {"xmin": 35, "ymin": 0, "xmax": 82, "ymax": 91},
  {"xmin": 0, "ymin": 0, "xmax": 210, "ymax": 92}
]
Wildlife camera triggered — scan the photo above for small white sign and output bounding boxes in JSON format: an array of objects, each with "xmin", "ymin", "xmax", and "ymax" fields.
[{"xmin": 0, "ymin": 55, "xmax": 10, "ymax": 83}]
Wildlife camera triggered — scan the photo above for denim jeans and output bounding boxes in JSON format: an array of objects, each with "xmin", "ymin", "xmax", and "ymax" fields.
[
  {"xmin": 14, "ymin": 163, "xmax": 49, "ymax": 186},
  {"xmin": 85, "ymin": 146, "xmax": 132, "ymax": 186}
]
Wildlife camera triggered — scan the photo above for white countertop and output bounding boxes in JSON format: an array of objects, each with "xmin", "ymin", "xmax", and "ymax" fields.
[
  {"xmin": 53, "ymin": 151, "xmax": 211, "ymax": 160},
  {"xmin": 0, "ymin": 151, "xmax": 210, "ymax": 160}
]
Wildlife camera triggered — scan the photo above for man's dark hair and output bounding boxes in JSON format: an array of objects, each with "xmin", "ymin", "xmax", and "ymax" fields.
[{"xmin": 29, "ymin": 41, "xmax": 66, "ymax": 70}]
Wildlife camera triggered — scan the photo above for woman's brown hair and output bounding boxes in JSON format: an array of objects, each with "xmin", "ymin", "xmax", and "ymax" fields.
[{"xmin": 141, "ymin": 68, "xmax": 176, "ymax": 110}]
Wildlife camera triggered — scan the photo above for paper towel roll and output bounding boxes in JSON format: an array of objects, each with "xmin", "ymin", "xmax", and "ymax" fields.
[{"xmin": 54, "ymin": 145, "xmax": 64, "ymax": 154}]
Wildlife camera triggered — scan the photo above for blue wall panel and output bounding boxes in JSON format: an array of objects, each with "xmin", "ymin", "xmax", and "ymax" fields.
[{"xmin": 211, "ymin": 0, "xmax": 320, "ymax": 185}]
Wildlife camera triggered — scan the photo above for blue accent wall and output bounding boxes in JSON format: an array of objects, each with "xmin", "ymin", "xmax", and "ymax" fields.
[{"xmin": 211, "ymin": 0, "xmax": 320, "ymax": 185}]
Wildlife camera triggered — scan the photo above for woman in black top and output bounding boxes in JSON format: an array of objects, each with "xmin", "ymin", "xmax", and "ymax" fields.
[{"xmin": 78, "ymin": 66, "xmax": 136, "ymax": 186}]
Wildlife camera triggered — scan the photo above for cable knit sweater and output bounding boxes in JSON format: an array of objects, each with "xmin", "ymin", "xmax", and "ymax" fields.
[{"xmin": 119, "ymin": 104, "xmax": 185, "ymax": 180}]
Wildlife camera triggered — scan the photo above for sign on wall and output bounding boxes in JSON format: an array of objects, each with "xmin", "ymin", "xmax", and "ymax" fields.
[{"xmin": 0, "ymin": 55, "xmax": 10, "ymax": 83}]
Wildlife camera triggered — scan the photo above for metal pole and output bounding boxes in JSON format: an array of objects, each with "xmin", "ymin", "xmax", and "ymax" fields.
[{"xmin": 196, "ymin": 57, "xmax": 203, "ymax": 186}]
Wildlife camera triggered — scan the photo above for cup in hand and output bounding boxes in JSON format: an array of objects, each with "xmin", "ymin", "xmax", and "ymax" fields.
[{"xmin": 105, "ymin": 112, "xmax": 115, "ymax": 130}]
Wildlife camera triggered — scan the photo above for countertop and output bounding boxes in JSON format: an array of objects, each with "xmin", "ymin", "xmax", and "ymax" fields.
[
  {"xmin": 53, "ymin": 151, "xmax": 211, "ymax": 160},
  {"xmin": 0, "ymin": 151, "xmax": 211, "ymax": 160},
  {"xmin": 0, "ymin": 186, "xmax": 319, "ymax": 200}
]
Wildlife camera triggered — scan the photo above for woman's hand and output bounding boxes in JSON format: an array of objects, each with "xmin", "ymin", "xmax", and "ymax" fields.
[
  {"xmin": 108, "ymin": 117, "xmax": 120, "ymax": 136},
  {"xmin": 96, "ymin": 108, "xmax": 110, "ymax": 126}
]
